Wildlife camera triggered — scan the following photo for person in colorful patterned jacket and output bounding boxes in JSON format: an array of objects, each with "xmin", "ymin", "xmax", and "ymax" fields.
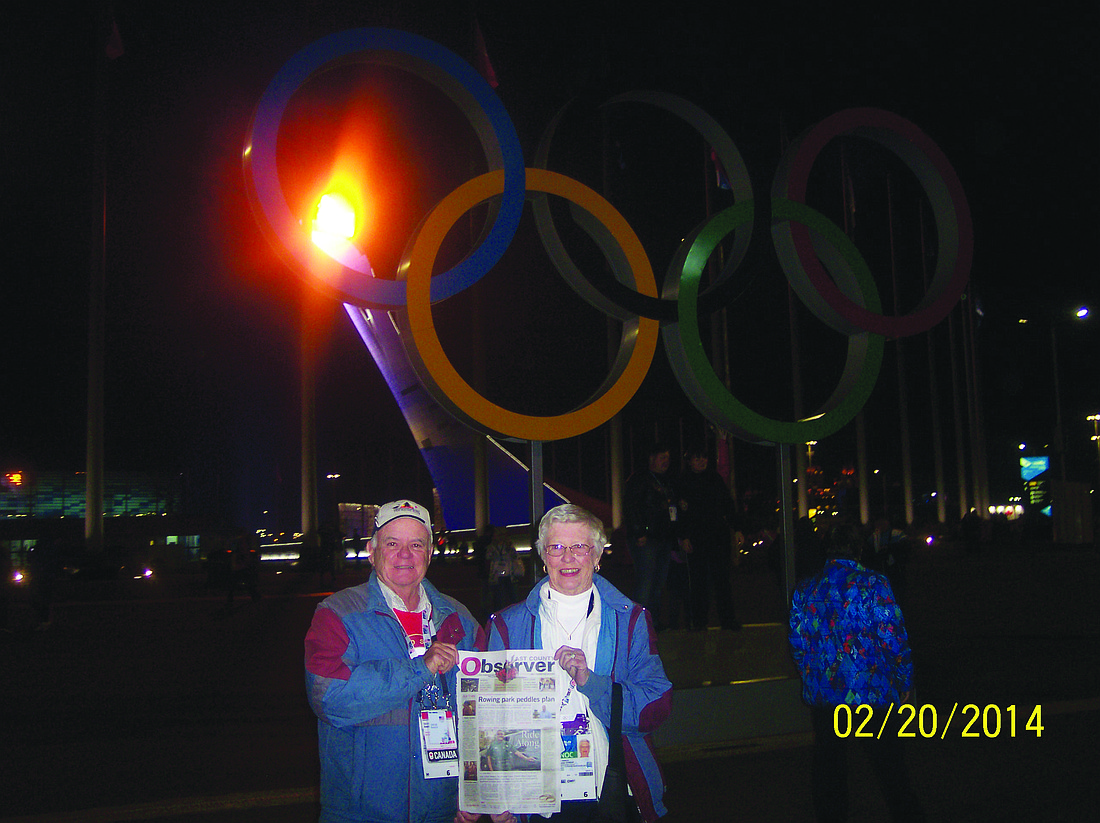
[
  {"xmin": 483, "ymin": 504, "xmax": 672, "ymax": 822},
  {"xmin": 305, "ymin": 499, "xmax": 484, "ymax": 823},
  {"xmin": 788, "ymin": 523, "xmax": 925, "ymax": 823}
]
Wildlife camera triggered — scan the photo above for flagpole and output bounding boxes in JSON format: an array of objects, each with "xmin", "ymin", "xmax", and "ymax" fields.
[
  {"xmin": 704, "ymin": 145, "xmax": 737, "ymax": 507},
  {"xmin": 841, "ymin": 147, "xmax": 871, "ymax": 525},
  {"xmin": 85, "ymin": 9, "xmax": 117, "ymax": 553},
  {"xmin": 602, "ymin": 96, "xmax": 625, "ymax": 530},
  {"xmin": 947, "ymin": 301, "xmax": 970, "ymax": 517},
  {"xmin": 920, "ymin": 203, "xmax": 947, "ymax": 524},
  {"xmin": 887, "ymin": 175, "xmax": 915, "ymax": 526}
]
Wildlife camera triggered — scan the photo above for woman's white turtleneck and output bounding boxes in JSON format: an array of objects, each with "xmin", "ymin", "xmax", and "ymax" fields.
[{"xmin": 539, "ymin": 583, "xmax": 609, "ymax": 805}]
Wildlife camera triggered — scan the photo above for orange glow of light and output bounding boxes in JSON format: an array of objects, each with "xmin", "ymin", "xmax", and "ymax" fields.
[
  {"xmin": 5, "ymin": 471, "xmax": 24, "ymax": 487},
  {"xmin": 296, "ymin": 91, "xmax": 410, "ymax": 274},
  {"xmin": 310, "ymin": 186, "xmax": 370, "ymax": 272},
  {"xmin": 315, "ymin": 193, "xmax": 356, "ymax": 238},
  {"xmin": 307, "ymin": 117, "xmax": 377, "ymax": 254},
  {"xmin": 279, "ymin": 76, "xmax": 434, "ymax": 282},
  {"xmin": 308, "ymin": 166, "xmax": 373, "ymax": 274}
]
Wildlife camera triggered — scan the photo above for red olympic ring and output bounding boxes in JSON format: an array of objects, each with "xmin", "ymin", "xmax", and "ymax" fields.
[
  {"xmin": 772, "ymin": 107, "xmax": 973, "ymax": 338},
  {"xmin": 533, "ymin": 101, "xmax": 971, "ymax": 338}
]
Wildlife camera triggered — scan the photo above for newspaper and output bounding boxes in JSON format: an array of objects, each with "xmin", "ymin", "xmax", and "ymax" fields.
[{"xmin": 456, "ymin": 649, "xmax": 564, "ymax": 816}]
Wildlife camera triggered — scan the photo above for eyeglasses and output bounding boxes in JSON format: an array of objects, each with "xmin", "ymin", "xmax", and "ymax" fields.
[{"xmin": 545, "ymin": 543, "xmax": 594, "ymax": 557}]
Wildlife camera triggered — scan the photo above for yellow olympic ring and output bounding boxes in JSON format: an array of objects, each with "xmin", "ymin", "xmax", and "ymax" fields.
[{"xmin": 399, "ymin": 168, "xmax": 660, "ymax": 442}]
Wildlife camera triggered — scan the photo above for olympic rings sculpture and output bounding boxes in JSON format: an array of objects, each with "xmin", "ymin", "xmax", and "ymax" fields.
[{"xmin": 244, "ymin": 28, "xmax": 971, "ymax": 446}]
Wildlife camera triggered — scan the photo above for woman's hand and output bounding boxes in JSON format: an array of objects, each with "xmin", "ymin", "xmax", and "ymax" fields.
[
  {"xmin": 455, "ymin": 810, "xmax": 482, "ymax": 823},
  {"xmin": 490, "ymin": 812, "xmax": 517, "ymax": 823},
  {"xmin": 555, "ymin": 645, "xmax": 589, "ymax": 686}
]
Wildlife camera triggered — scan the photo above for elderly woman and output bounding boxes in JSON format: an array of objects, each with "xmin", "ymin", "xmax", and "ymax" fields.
[
  {"xmin": 483, "ymin": 504, "xmax": 672, "ymax": 822},
  {"xmin": 305, "ymin": 500, "xmax": 484, "ymax": 823}
]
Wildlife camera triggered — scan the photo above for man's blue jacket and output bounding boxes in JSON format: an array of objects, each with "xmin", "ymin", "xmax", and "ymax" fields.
[{"xmin": 305, "ymin": 573, "xmax": 481, "ymax": 823}]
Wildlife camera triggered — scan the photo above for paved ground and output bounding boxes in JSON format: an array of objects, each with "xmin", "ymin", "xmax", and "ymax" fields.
[{"xmin": 2, "ymin": 541, "xmax": 1098, "ymax": 822}]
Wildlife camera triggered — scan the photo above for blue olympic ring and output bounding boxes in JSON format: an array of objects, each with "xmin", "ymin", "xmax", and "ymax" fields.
[{"xmin": 244, "ymin": 28, "xmax": 525, "ymax": 307}]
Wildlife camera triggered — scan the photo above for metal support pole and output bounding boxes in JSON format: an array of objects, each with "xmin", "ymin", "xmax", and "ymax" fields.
[
  {"xmin": 475, "ymin": 434, "xmax": 488, "ymax": 536},
  {"xmin": 1051, "ymin": 324, "xmax": 1067, "ymax": 483},
  {"xmin": 301, "ymin": 321, "xmax": 319, "ymax": 541},
  {"xmin": 776, "ymin": 443, "xmax": 796, "ymax": 603},
  {"xmin": 529, "ymin": 441, "xmax": 545, "ymax": 552},
  {"xmin": 857, "ymin": 411, "xmax": 870, "ymax": 525}
]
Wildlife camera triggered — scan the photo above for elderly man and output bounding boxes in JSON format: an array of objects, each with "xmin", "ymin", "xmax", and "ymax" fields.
[
  {"xmin": 305, "ymin": 500, "xmax": 483, "ymax": 823},
  {"xmin": 788, "ymin": 523, "xmax": 925, "ymax": 823}
]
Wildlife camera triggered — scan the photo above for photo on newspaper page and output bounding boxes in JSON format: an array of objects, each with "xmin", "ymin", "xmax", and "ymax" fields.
[{"xmin": 456, "ymin": 649, "xmax": 564, "ymax": 817}]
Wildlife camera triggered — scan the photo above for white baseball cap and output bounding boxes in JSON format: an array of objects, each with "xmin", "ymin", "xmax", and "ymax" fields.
[{"xmin": 375, "ymin": 500, "xmax": 433, "ymax": 535}]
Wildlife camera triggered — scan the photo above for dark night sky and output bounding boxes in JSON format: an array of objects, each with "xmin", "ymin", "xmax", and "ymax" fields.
[{"xmin": 4, "ymin": 2, "xmax": 1098, "ymax": 530}]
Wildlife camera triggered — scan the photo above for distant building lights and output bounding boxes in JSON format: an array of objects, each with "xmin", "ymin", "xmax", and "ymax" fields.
[{"xmin": 260, "ymin": 551, "xmax": 301, "ymax": 562}]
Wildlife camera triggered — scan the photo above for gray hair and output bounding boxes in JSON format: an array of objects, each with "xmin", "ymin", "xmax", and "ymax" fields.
[{"xmin": 535, "ymin": 504, "xmax": 607, "ymax": 563}]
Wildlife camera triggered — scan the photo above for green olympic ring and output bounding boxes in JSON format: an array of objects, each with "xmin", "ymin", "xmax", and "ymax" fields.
[{"xmin": 662, "ymin": 198, "xmax": 885, "ymax": 444}]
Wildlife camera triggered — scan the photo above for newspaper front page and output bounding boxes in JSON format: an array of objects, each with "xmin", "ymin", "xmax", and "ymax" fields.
[{"xmin": 456, "ymin": 649, "xmax": 564, "ymax": 817}]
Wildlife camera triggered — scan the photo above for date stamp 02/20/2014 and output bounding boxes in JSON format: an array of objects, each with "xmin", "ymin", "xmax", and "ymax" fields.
[{"xmin": 831, "ymin": 704, "xmax": 1044, "ymax": 740}]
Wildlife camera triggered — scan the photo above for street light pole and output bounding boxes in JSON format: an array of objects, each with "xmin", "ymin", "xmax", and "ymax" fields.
[
  {"xmin": 1088, "ymin": 414, "xmax": 1100, "ymax": 493},
  {"xmin": 1051, "ymin": 323, "xmax": 1067, "ymax": 483},
  {"xmin": 1032, "ymin": 306, "xmax": 1089, "ymax": 485}
]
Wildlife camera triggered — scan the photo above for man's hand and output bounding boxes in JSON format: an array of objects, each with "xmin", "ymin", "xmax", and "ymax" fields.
[
  {"xmin": 423, "ymin": 641, "xmax": 458, "ymax": 675},
  {"xmin": 455, "ymin": 810, "xmax": 482, "ymax": 823}
]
